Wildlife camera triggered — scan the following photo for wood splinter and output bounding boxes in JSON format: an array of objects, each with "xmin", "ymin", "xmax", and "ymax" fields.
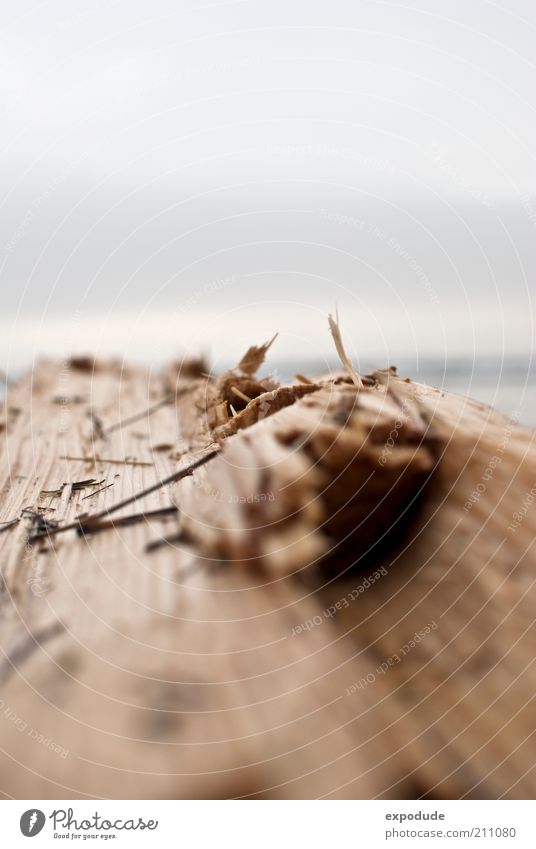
[{"xmin": 29, "ymin": 451, "xmax": 219, "ymax": 542}]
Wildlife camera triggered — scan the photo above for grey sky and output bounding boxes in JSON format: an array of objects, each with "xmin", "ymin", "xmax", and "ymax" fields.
[{"xmin": 1, "ymin": 0, "xmax": 535, "ymax": 369}]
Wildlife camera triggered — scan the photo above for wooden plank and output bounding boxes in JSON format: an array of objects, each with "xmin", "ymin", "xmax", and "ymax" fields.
[
  {"xmin": 2, "ymin": 359, "xmax": 535, "ymax": 799},
  {"xmin": 320, "ymin": 380, "xmax": 536, "ymax": 799},
  {"xmin": 0, "ymin": 360, "xmax": 401, "ymax": 799}
]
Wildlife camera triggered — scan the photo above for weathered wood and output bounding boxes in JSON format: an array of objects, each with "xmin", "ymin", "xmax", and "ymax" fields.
[
  {"xmin": 0, "ymin": 360, "xmax": 400, "ymax": 799},
  {"xmin": 321, "ymin": 381, "xmax": 536, "ymax": 799},
  {"xmin": 0, "ymin": 355, "xmax": 535, "ymax": 800}
]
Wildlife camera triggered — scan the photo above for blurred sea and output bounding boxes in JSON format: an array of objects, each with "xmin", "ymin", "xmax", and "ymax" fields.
[
  {"xmin": 2, "ymin": 355, "xmax": 534, "ymax": 428},
  {"xmin": 270, "ymin": 355, "xmax": 535, "ymax": 427}
]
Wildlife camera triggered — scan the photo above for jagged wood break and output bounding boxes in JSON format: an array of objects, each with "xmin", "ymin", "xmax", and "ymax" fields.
[
  {"xmin": 172, "ymin": 324, "xmax": 440, "ymax": 576},
  {"xmin": 1, "ymin": 319, "xmax": 535, "ymax": 800}
]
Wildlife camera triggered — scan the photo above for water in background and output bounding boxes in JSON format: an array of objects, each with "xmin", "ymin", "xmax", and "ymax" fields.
[
  {"xmin": 2, "ymin": 355, "xmax": 534, "ymax": 428},
  {"xmin": 269, "ymin": 355, "xmax": 535, "ymax": 427}
]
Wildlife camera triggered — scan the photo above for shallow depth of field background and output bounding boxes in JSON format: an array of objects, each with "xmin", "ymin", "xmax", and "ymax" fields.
[{"xmin": 1, "ymin": 0, "xmax": 534, "ymax": 421}]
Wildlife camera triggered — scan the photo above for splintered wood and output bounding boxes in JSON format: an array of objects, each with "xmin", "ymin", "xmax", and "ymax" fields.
[
  {"xmin": 177, "ymin": 382, "xmax": 437, "ymax": 575},
  {"xmin": 0, "ymin": 339, "xmax": 535, "ymax": 799}
]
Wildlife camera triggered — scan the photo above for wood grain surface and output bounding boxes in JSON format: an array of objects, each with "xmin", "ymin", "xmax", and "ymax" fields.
[{"xmin": 0, "ymin": 359, "xmax": 535, "ymax": 799}]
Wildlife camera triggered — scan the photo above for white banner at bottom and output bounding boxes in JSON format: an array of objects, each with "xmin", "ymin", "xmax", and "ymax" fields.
[{"xmin": 1, "ymin": 800, "xmax": 534, "ymax": 848}]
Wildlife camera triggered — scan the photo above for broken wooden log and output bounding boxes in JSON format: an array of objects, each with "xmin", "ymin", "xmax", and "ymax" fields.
[{"xmin": 0, "ymin": 328, "xmax": 534, "ymax": 799}]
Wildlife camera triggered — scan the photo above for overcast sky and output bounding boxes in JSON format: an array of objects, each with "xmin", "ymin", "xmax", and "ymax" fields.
[{"xmin": 1, "ymin": 0, "xmax": 535, "ymax": 370}]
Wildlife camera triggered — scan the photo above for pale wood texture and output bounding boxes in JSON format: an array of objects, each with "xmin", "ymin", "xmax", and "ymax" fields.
[
  {"xmin": 0, "ymin": 359, "xmax": 535, "ymax": 799},
  {"xmin": 0, "ymin": 360, "xmax": 399, "ymax": 799}
]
